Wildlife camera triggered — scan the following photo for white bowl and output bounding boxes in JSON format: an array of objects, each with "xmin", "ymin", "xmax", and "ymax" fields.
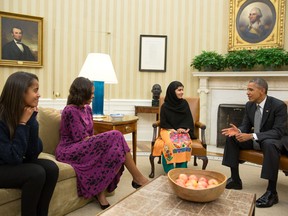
[{"xmin": 110, "ymin": 113, "xmax": 124, "ymax": 121}]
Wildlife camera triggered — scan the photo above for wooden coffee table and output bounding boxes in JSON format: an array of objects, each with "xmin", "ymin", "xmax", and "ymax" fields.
[{"xmin": 97, "ymin": 175, "xmax": 255, "ymax": 216}]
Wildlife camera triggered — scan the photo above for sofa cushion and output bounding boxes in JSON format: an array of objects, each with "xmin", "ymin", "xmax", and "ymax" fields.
[
  {"xmin": 0, "ymin": 189, "xmax": 21, "ymax": 206},
  {"xmin": 39, "ymin": 153, "xmax": 76, "ymax": 181},
  {"xmin": 38, "ymin": 107, "xmax": 61, "ymax": 155}
]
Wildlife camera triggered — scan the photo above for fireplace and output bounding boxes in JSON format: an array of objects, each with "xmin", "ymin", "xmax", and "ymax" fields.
[
  {"xmin": 217, "ymin": 104, "xmax": 245, "ymax": 147},
  {"xmin": 193, "ymin": 71, "xmax": 288, "ymax": 146}
]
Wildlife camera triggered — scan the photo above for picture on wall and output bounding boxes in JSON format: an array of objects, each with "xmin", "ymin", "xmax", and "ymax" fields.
[
  {"xmin": 139, "ymin": 35, "xmax": 167, "ymax": 72},
  {"xmin": 0, "ymin": 11, "xmax": 43, "ymax": 67},
  {"xmin": 228, "ymin": 0, "xmax": 285, "ymax": 51}
]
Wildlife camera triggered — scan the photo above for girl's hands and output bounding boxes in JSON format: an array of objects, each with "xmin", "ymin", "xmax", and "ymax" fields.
[
  {"xmin": 177, "ymin": 128, "xmax": 190, "ymax": 134},
  {"xmin": 20, "ymin": 106, "xmax": 37, "ymax": 124}
]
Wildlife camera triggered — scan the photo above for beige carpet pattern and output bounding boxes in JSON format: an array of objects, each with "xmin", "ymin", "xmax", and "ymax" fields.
[{"xmin": 66, "ymin": 155, "xmax": 288, "ymax": 216}]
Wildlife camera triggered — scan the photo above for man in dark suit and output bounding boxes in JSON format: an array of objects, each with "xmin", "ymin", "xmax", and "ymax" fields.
[
  {"xmin": 222, "ymin": 78, "xmax": 287, "ymax": 208},
  {"xmin": 2, "ymin": 26, "xmax": 36, "ymax": 61}
]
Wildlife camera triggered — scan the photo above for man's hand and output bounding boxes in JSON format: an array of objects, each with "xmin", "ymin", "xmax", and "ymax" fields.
[
  {"xmin": 235, "ymin": 133, "xmax": 253, "ymax": 142},
  {"xmin": 221, "ymin": 124, "xmax": 240, "ymax": 137}
]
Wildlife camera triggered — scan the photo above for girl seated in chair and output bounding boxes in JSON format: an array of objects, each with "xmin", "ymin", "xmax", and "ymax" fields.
[{"xmin": 153, "ymin": 81, "xmax": 195, "ymax": 173}]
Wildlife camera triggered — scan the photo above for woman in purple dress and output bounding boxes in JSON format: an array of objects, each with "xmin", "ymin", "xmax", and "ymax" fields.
[{"xmin": 55, "ymin": 77, "xmax": 148, "ymax": 209}]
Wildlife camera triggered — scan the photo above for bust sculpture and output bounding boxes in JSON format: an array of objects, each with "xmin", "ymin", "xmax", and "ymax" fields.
[{"xmin": 151, "ymin": 84, "xmax": 162, "ymax": 107}]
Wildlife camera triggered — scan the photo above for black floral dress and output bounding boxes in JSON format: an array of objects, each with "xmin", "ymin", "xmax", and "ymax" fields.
[{"xmin": 55, "ymin": 105, "xmax": 130, "ymax": 198}]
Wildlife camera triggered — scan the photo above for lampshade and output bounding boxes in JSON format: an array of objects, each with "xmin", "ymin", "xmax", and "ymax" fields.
[
  {"xmin": 78, "ymin": 53, "xmax": 118, "ymax": 83},
  {"xmin": 78, "ymin": 53, "xmax": 118, "ymax": 116}
]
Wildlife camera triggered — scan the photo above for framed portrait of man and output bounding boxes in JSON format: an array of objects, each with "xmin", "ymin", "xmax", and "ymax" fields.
[
  {"xmin": 228, "ymin": 0, "xmax": 285, "ymax": 51},
  {"xmin": 0, "ymin": 11, "xmax": 43, "ymax": 67}
]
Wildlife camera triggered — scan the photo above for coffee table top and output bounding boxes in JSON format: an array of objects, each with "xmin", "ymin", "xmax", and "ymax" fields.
[{"xmin": 98, "ymin": 175, "xmax": 255, "ymax": 216}]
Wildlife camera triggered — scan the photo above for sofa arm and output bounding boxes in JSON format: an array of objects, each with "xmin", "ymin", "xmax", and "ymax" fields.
[{"xmin": 195, "ymin": 121, "xmax": 207, "ymax": 149}]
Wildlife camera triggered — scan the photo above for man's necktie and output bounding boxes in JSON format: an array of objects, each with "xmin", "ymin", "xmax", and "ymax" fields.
[{"xmin": 253, "ymin": 105, "xmax": 261, "ymax": 150}]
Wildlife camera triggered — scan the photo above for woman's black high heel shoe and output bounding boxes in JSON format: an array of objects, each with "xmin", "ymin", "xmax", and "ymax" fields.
[
  {"xmin": 132, "ymin": 181, "xmax": 142, "ymax": 189},
  {"xmin": 99, "ymin": 202, "xmax": 110, "ymax": 210},
  {"xmin": 95, "ymin": 197, "xmax": 110, "ymax": 210}
]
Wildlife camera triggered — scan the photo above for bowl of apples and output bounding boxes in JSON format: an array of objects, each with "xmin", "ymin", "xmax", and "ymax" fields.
[{"xmin": 168, "ymin": 168, "xmax": 227, "ymax": 202}]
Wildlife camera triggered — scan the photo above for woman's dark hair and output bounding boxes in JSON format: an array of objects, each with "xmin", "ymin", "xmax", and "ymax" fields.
[
  {"xmin": 67, "ymin": 77, "xmax": 93, "ymax": 106},
  {"xmin": 164, "ymin": 81, "xmax": 184, "ymax": 105},
  {"xmin": 0, "ymin": 71, "xmax": 38, "ymax": 139}
]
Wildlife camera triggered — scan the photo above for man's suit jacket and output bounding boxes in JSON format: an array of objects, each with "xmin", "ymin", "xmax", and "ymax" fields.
[
  {"xmin": 239, "ymin": 96, "xmax": 287, "ymax": 149},
  {"xmin": 2, "ymin": 41, "xmax": 36, "ymax": 61}
]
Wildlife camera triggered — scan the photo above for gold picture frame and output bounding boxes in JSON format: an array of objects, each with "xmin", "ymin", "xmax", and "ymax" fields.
[
  {"xmin": 0, "ymin": 11, "xmax": 43, "ymax": 67},
  {"xmin": 228, "ymin": 0, "xmax": 286, "ymax": 51}
]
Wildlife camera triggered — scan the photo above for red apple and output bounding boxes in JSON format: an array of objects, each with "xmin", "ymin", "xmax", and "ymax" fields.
[
  {"xmin": 208, "ymin": 178, "xmax": 219, "ymax": 185},
  {"xmin": 186, "ymin": 185, "xmax": 197, "ymax": 189},
  {"xmin": 188, "ymin": 174, "xmax": 198, "ymax": 181},
  {"xmin": 198, "ymin": 176, "xmax": 208, "ymax": 183},
  {"xmin": 176, "ymin": 179, "xmax": 186, "ymax": 187},
  {"xmin": 185, "ymin": 179, "xmax": 198, "ymax": 187},
  {"xmin": 196, "ymin": 184, "xmax": 207, "ymax": 189},
  {"xmin": 197, "ymin": 180, "xmax": 208, "ymax": 188},
  {"xmin": 178, "ymin": 174, "xmax": 188, "ymax": 183}
]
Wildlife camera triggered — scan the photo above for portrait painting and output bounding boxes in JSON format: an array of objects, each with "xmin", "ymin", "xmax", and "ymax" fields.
[
  {"xmin": 228, "ymin": 0, "xmax": 285, "ymax": 51},
  {"xmin": 0, "ymin": 11, "xmax": 43, "ymax": 67}
]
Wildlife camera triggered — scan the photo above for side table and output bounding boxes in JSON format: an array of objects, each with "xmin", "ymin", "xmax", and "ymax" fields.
[
  {"xmin": 93, "ymin": 115, "xmax": 139, "ymax": 164},
  {"xmin": 135, "ymin": 106, "xmax": 159, "ymax": 120}
]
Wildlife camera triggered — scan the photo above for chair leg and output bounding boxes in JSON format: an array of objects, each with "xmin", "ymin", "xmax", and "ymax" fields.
[
  {"xmin": 199, "ymin": 156, "xmax": 208, "ymax": 170},
  {"xmin": 149, "ymin": 154, "xmax": 161, "ymax": 178},
  {"xmin": 157, "ymin": 156, "xmax": 161, "ymax": 164},
  {"xmin": 149, "ymin": 154, "xmax": 156, "ymax": 178},
  {"xmin": 193, "ymin": 156, "xmax": 198, "ymax": 166},
  {"xmin": 193, "ymin": 156, "xmax": 208, "ymax": 170}
]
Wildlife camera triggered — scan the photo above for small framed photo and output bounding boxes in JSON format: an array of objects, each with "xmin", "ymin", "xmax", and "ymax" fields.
[
  {"xmin": 0, "ymin": 11, "xmax": 43, "ymax": 67},
  {"xmin": 139, "ymin": 35, "xmax": 167, "ymax": 72},
  {"xmin": 228, "ymin": 0, "xmax": 285, "ymax": 50}
]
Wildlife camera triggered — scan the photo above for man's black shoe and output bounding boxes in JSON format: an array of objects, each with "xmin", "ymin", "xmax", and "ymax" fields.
[
  {"xmin": 256, "ymin": 191, "xmax": 278, "ymax": 208},
  {"xmin": 225, "ymin": 177, "xmax": 242, "ymax": 190}
]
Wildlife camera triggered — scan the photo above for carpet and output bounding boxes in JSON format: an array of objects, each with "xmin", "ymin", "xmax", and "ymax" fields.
[{"xmin": 66, "ymin": 155, "xmax": 288, "ymax": 216}]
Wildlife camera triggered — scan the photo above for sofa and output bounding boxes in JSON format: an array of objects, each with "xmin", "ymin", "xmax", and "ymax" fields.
[{"xmin": 0, "ymin": 107, "xmax": 92, "ymax": 216}]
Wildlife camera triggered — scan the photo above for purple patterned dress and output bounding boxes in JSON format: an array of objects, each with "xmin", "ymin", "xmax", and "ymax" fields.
[{"xmin": 55, "ymin": 105, "xmax": 130, "ymax": 198}]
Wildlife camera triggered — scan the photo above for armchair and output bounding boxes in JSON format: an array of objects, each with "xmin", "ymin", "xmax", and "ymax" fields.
[{"xmin": 149, "ymin": 97, "xmax": 208, "ymax": 178}]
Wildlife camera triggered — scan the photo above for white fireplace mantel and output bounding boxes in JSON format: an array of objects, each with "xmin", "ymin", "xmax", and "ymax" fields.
[{"xmin": 192, "ymin": 71, "xmax": 288, "ymax": 145}]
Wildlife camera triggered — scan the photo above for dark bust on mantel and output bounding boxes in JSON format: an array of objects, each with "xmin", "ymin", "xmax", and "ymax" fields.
[{"xmin": 151, "ymin": 84, "xmax": 162, "ymax": 107}]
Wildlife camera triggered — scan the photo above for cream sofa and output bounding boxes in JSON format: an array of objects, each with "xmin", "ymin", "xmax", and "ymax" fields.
[{"xmin": 0, "ymin": 107, "xmax": 92, "ymax": 216}]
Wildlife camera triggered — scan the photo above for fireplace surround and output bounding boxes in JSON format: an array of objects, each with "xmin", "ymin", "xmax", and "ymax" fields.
[{"xmin": 193, "ymin": 71, "xmax": 288, "ymax": 146}]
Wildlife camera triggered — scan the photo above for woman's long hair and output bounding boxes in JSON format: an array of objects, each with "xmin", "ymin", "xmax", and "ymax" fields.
[
  {"xmin": 67, "ymin": 77, "xmax": 93, "ymax": 106},
  {"xmin": 0, "ymin": 71, "xmax": 38, "ymax": 139}
]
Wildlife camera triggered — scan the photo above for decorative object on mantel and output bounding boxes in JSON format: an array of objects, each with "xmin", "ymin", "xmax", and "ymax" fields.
[
  {"xmin": 224, "ymin": 50, "xmax": 256, "ymax": 71},
  {"xmin": 151, "ymin": 84, "xmax": 162, "ymax": 107},
  {"xmin": 254, "ymin": 48, "xmax": 288, "ymax": 71},
  {"xmin": 190, "ymin": 51, "xmax": 225, "ymax": 71},
  {"xmin": 191, "ymin": 48, "xmax": 288, "ymax": 72}
]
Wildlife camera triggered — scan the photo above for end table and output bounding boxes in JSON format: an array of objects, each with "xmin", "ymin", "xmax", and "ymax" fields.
[{"xmin": 93, "ymin": 115, "xmax": 139, "ymax": 164}]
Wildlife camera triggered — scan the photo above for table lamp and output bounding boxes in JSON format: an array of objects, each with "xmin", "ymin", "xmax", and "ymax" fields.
[{"xmin": 78, "ymin": 53, "xmax": 118, "ymax": 117}]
